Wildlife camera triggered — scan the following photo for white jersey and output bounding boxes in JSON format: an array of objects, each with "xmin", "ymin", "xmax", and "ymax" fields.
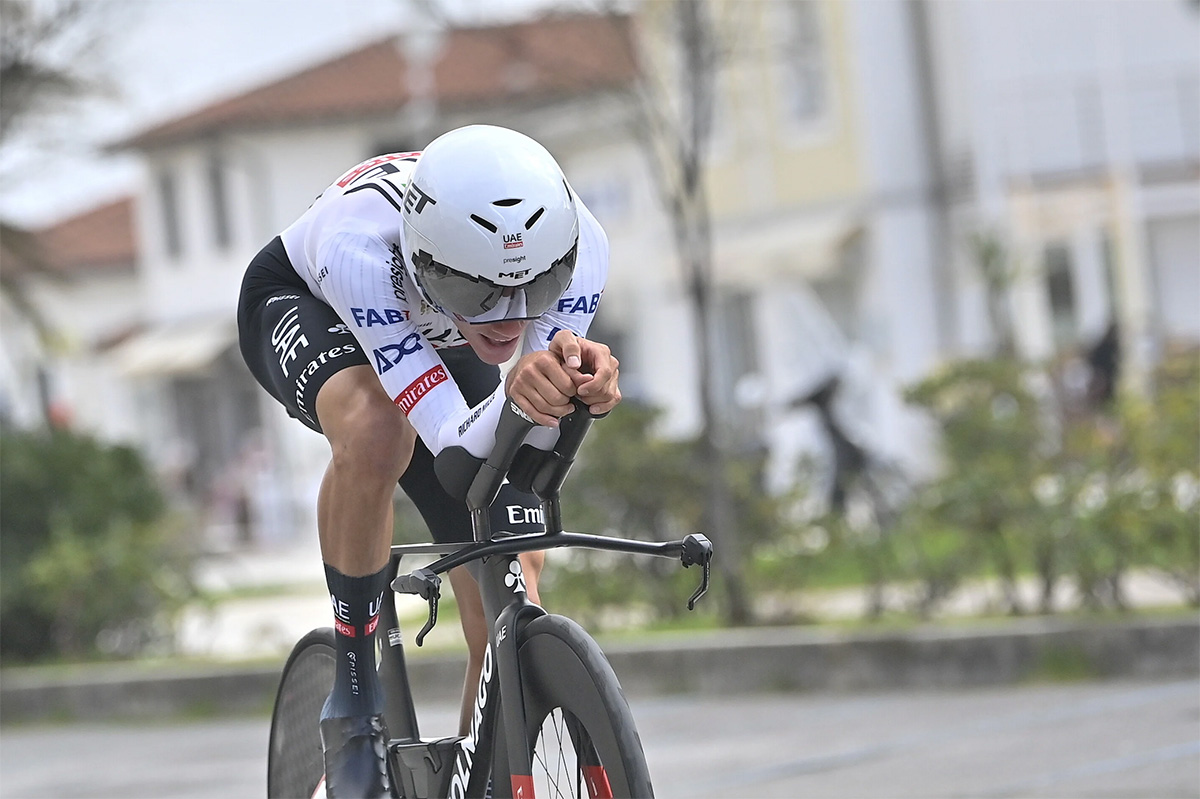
[{"xmin": 278, "ymin": 152, "xmax": 609, "ymax": 459}]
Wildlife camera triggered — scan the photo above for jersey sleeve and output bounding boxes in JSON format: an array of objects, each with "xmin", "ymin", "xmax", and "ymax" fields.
[{"xmin": 313, "ymin": 217, "xmax": 506, "ymax": 458}]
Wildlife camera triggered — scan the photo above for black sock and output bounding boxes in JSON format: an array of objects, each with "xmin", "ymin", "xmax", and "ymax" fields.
[{"xmin": 321, "ymin": 563, "xmax": 389, "ymax": 720}]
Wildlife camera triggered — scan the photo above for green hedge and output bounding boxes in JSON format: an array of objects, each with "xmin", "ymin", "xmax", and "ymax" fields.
[{"xmin": 0, "ymin": 428, "xmax": 195, "ymax": 663}]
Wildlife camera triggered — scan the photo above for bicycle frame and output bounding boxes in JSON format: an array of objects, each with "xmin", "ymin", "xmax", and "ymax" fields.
[
  {"xmin": 376, "ymin": 542, "xmax": 523, "ymax": 799},
  {"xmin": 376, "ymin": 399, "xmax": 712, "ymax": 798}
]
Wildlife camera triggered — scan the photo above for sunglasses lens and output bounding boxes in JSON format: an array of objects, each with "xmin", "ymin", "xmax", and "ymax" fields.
[{"xmin": 411, "ymin": 239, "xmax": 577, "ymax": 321}]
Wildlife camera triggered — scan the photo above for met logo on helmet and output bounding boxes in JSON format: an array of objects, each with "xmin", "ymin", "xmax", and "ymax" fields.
[{"xmin": 404, "ymin": 183, "xmax": 437, "ymax": 215}]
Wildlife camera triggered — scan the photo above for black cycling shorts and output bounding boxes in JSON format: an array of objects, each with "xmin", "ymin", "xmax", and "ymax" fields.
[{"xmin": 236, "ymin": 237, "xmax": 537, "ymax": 543}]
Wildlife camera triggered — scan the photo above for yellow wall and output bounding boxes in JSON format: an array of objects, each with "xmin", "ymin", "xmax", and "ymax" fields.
[{"xmin": 703, "ymin": 0, "xmax": 863, "ymax": 217}]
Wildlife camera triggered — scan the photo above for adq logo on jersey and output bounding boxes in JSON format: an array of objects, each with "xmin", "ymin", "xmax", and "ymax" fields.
[
  {"xmin": 502, "ymin": 233, "xmax": 523, "ymax": 250},
  {"xmin": 372, "ymin": 332, "xmax": 423, "ymax": 375}
]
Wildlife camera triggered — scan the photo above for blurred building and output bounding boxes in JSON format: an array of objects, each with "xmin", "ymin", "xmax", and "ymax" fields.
[
  {"xmin": 0, "ymin": 199, "xmax": 142, "ymax": 433},
  {"xmin": 3, "ymin": 1, "xmax": 1196, "ymax": 549}
]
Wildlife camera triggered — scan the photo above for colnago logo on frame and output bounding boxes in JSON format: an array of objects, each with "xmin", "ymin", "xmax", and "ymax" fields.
[
  {"xmin": 504, "ymin": 560, "xmax": 527, "ymax": 594},
  {"xmin": 449, "ymin": 644, "xmax": 494, "ymax": 798},
  {"xmin": 394, "ymin": 365, "xmax": 449, "ymax": 413}
]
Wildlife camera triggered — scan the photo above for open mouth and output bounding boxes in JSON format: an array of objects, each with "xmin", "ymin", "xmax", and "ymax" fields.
[{"xmin": 480, "ymin": 333, "xmax": 519, "ymax": 348}]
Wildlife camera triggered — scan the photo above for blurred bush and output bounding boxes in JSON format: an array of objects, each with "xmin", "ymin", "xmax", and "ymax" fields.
[
  {"xmin": 896, "ymin": 346, "xmax": 1199, "ymax": 617},
  {"xmin": 0, "ymin": 428, "xmax": 196, "ymax": 663},
  {"xmin": 546, "ymin": 402, "xmax": 789, "ymax": 629},
  {"xmin": 903, "ymin": 357, "xmax": 1054, "ymax": 615}
]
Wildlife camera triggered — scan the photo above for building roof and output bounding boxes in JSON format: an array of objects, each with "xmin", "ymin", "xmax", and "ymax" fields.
[
  {"xmin": 116, "ymin": 12, "xmax": 637, "ymax": 150},
  {"xmin": 3, "ymin": 197, "xmax": 137, "ymax": 277}
]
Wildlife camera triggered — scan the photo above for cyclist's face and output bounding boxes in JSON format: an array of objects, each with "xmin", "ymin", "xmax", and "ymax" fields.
[{"xmin": 455, "ymin": 319, "xmax": 529, "ymax": 365}]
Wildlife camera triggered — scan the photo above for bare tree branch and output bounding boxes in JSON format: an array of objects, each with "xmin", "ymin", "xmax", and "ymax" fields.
[
  {"xmin": 0, "ymin": 0, "xmax": 111, "ymax": 142},
  {"xmin": 0, "ymin": 0, "xmax": 114, "ymax": 350}
]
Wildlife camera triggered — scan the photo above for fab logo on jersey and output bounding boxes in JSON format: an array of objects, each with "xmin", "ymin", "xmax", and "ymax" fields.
[
  {"xmin": 351, "ymin": 307, "xmax": 408, "ymax": 327},
  {"xmin": 556, "ymin": 293, "xmax": 601, "ymax": 315}
]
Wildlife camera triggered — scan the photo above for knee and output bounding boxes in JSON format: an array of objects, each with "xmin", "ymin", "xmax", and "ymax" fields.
[{"xmin": 327, "ymin": 392, "xmax": 416, "ymax": 483}]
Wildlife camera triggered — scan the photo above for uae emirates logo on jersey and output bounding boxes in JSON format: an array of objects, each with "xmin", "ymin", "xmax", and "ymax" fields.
[{"xmin": 394, "ymin": 365, "xmax": 449, "ymax": 413}]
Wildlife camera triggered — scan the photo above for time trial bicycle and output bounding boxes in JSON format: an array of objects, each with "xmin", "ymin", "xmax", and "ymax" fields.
[{"xmin": 267, "ymin": 397, "xmax": 714, "ymax": 798}]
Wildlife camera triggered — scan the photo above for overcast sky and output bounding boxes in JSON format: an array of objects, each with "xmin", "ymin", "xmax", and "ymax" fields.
[{"xmin": 1, "ymin": 0, "xmax": 562, "ymax": 227}]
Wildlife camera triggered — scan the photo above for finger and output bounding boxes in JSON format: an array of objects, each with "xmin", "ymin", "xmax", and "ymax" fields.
[
  {"xmin": 506, "ymin": 367, "xmax": 574, "ymax": 425},
  {"xmin": 572, "ymin": 340, "xmax": 608, "ymax": 393},
  {"xmin": 577, "ymin": 356, "xmax": 618, "ymax": 397},
  {"xmin": 525, "ymin": 357, "xmax": 578, "ymax": 398},
  {"xmin": 585, "ymin": 385, "xmax": 622, "ymax": 416},
  {"xmin": 588, "ymin": 399, "xmax": 620, "ymax": 416},
  {"xmin": 550, "ymin": 329, "xmax": 582, "ymax": 370},
  {"xmin": 509, "ymin": 380, "xmax": 572, "ymax": 425},
  {"xmin": 577, "ymin": 367, "xmax": 620, "ymax": 408},
  {"xmin": 526, "ymin": 382, "xmax": 574, "ymax": 416},
  {"xmin": 510, "ymin": 350, "xmax": 578, "ymax": 397},
  {"xmin": 513, "ymin": 397, "xmax": 561, "ymax": 428}
]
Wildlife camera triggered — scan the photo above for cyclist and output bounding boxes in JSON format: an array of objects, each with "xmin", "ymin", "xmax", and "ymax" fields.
[{"xmin": 237, "ymin": 125, "xmax": 621, "ymax": 798}]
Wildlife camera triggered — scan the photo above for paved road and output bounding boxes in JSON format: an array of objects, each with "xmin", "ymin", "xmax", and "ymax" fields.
[{"xmin": 1, "ymin": 680, "xmax": 1196, "ymax": 798}]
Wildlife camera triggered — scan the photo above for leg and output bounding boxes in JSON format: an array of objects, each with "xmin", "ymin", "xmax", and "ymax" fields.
[
  {"xmin": 316, "ymin": 364, "xmax": 414, "ymax": 575},
  {"xmin": 238, "ymin": 255, "xmax": 398, "ymax": 798},
  {"xmin": 315, "ymin": 364, "xmax": 415, "ymax": 798}
]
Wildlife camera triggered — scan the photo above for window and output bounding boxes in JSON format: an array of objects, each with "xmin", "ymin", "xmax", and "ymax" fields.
[
  {"xmin": 207, "ymin": 152, "xmax": 232, "ymax": 250},
  {"xmin": 158, "ymin": 169, "xmax": 183, "ymax": 259},
  {"xmin": 1044, "ymin": 243, "xmax": 1077, "ymax": 348},
  {"xmin": 776, "ymin": 1, "xmax": 829, "ymax": 126}
]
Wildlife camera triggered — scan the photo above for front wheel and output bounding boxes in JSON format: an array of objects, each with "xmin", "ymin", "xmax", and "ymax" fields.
[
  {"xmin": 508, "ymin": 614, "xmax": 654, "ymax": 798},
  {"xmin": 268, "ymin": 628, "xmax": 336, "ymax": 799}
]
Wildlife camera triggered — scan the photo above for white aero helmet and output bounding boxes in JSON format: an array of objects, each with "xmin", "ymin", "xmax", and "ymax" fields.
[{"xmin": 401, "ymin": 125, "xmax": 579, "ymax": 323}]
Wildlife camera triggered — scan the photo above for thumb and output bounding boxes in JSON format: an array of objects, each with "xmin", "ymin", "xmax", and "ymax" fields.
[{"xmin": 553, "ymin": 329, "xmax": 582, "ymax": 369}]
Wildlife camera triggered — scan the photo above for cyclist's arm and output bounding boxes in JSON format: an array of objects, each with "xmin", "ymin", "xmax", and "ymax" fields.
[
  {"xmin": 516, "ymin": 203, "xmax": 619, "ymax": 415},
  {"xmin": 522, "ymin": 200, "xmax": 610, "ymax": 355},
  {"xmin": 313, "ymin": 224, "xmax": 508, "ymax": 458}
]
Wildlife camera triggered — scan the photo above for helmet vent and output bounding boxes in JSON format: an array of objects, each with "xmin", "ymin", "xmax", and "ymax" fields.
[
  {"xmin": 524, "ymin": 207, "xmax": 545, "ymax": 230},
  {"xmin": 470, "ymin": 214, "xmax": 498, "ymax": 233},
  {"xmin": 492, "ymin": 198, "xmax": 522, "ymax": 207}
]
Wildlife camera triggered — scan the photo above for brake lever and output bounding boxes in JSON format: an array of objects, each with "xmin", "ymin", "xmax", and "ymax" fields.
[
  {"xmin": 392, "ymin": 567, "xmax": 442, "ymax": 646},
  {"xmin": 679, "ymin": 533, "xmax": 713, "ymax": 610}
]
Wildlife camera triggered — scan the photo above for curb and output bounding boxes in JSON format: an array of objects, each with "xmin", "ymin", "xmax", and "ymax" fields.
[
  {"xmin": 1, "ymin": 616, "xmax": 1195, "ymax": 724},
  {"xmin": 602, "ymin": 615, "xmax": 1199, "ymax": 695}
]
